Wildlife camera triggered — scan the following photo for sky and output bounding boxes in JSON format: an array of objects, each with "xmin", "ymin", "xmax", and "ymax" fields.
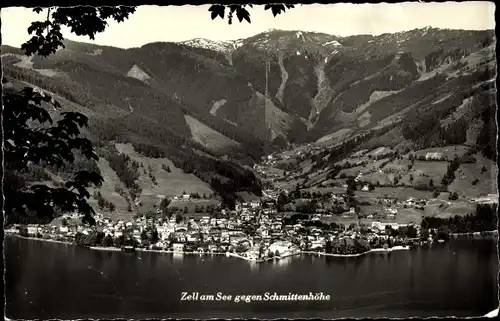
[{"xmin": 1, "ymin": 2, "xmax": 496, "ymax": 49}]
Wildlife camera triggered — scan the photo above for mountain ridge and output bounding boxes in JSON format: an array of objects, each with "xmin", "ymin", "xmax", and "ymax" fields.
[{"xmin": 2, "ymin": 26, "xmax": 496, "ymax": 216}]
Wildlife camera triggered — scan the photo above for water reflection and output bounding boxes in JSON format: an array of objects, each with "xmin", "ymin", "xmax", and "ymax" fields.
[
  {"xmin": 275, "ymin": 256, "xmax": 292, "ymax": 268},
  {"xmin": 5, "ymin": 237, "xmax": 499, "ymax": 319},
  {"xmin": 249, "ymin": 261, "xmax": 259, "ymax": 272},
  {"xmin": 173, "ymin": 253, "xmax": 184, "ymax": 261}
]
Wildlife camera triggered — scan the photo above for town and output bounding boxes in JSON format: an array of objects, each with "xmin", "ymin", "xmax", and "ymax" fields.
[{"xmin": 5, "ymin": 143, "xmax": 498, "ymax": 262}]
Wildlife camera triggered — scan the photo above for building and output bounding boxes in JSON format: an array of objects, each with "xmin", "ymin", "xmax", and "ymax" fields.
[
  {"xmin": 250, "ymin": 200, "xmax": 261, "ymax": 209},
  {"xmin": 268, "ymin": 241, "xmax": 293, "ymax": 255},
  {"xmin": 173, "ymin": 243, "xmax": 185, "ymax": 253},
  {"xmin": 371, "ymin": 222, "xmax": 404, "ymax": 231}
]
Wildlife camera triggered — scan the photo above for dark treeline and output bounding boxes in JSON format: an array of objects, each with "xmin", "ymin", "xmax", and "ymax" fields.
[
  {"xmin": 325, "ymin": 122, "xmax": 400, "ymax": 165},
  {"xmin": 98, "ymin": 146, "xmax": 142, "ymax": 199},
  {"xmin": 402, "ymin": 70, "xmax": 496, "ymax": 159},
  {"xmin": 421, "ymin": 203, "xmax": 497, "ymax": 233}
]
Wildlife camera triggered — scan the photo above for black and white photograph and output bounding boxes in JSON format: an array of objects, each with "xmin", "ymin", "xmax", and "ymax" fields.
[{"xmin": 1, "ymin": 2, "xmax": 498, "ymax": 319}]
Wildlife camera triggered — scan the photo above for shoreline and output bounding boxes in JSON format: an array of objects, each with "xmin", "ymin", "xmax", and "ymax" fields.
[
  {"xmin": 5, "ymin": 234, "xmax": 490, "ymax": 263},
  {"xmin": 450, "ymin": 230, "xmax": 498, "ymax": 237}
]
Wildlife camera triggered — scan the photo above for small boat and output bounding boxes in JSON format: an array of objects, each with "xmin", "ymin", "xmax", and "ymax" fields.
[{"xmin": 121, "ymin": 245, "xmax": 136, "ymax": 252}]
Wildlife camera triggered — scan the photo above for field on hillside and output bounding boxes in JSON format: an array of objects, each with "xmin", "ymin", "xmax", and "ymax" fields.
[
  {"xmin": 381, "ymin": 159, "xmax": 412, "ymax": 174},
  {"xmin": 361, "ymin": 172, "xmax": 394, "ymax": 186},
  {"xmin": 320, "ymin": 215, "xmax": 359, "ymax": 226},
  {"xmin": 87, "ymin": 158, "xmax": 133, "ymax": 221},
  {"xmin": 301, "ymin": 187, "xmax": 346, "ymax": 194},
  {"xmin": 114, "ymin": 143, "xmax": 213, "ymax": 212},
  {"xmin": 356, "ymin": 187, "xmax": 434, "ymax": 200},
  {"xmin": 399, "ymin": 160, "xmax": 449, "ymax": 188},
  {"xmin": 168, "ymin": 199, "xmax": 220, "ymax": 217},
  {"xmin": 336, "ymin": 158, "xmax": 390, "ymax": 178},
  {"xmin": 423, "ymin": 200, "xmax": 477, "ymax": 219},
  {"xmin": 305, "ymin": 170, "xmax": 331, "ymax": 187},
  {"xmin": 413, "ymin": 145, "xmax": 472, "ymax": 160},
  {"xmin": 447, "ymin": 154, "xmax": 498, "ymax": 197}
]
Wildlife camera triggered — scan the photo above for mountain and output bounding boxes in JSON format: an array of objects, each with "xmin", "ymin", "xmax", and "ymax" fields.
[{"xmin": 2, "ymin": 27, "xmax": 496, "ymax": 216}]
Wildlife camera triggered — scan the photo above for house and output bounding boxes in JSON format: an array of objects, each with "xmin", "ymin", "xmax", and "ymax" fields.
[
  {"xmin": 311, "ymin": 239, "xmax": 326, "ymax": 249},
  {"xmin": 361, "ymin": 185, "xmax": 370, "ymax": 192},
  {"xmin": 268, "ymin": 241, "xmax": 292, "ymax": 255},
  {"xmin": 27, "ymin": 224, "xmax": 39, "ymax": 236},
  {"xmin": 182, "ymin": 194, "xmax": 191, "ymax": 200},
  {"xmin": 250, "ymin": 200, "xmax": 261, "ymax": 208},
  {"xmin": 59, "ymin": 226, "xmax": 69, "ymax": 233},
  {"xmin": 175, "ymin": 225, "xmax": 188, "ymax": 232},
  {"xmin": 154, "ymin": 241, "xmax": 165, "ymax": 249},
  {"xmin": 173, "ymin": 243, "xmax": 185, "ymax": 253},
  {"xmin": 385, "ymin": 207, "xmax": 398, "ymax": 215}
]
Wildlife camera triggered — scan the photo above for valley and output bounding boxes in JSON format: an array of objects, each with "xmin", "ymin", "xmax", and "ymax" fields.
[{"xmin": 1, "ymin": 27, "xmax": 497, "ymax": 223}]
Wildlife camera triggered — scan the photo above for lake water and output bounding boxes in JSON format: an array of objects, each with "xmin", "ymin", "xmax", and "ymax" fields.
[{"xmin": 5, "ymin": 236, "xmax": 499, "ymax": 319}]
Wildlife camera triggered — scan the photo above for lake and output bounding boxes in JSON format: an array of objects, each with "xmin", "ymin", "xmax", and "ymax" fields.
[{"xmin": 5, "ymin": 236, "xmax": 498, "ymax": 319}]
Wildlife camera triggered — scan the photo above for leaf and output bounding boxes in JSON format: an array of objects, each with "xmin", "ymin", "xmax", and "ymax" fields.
[
  {"xmin": 271, "ymin": 5, "xmax": 285, "ymax": 17},
  {"xmin": 236, "ymin": 7, "xmax": 251, "ymax": 23},
  {"xmin": 208, "ymin": 5, "xmax": 225, "ymax": 20}
]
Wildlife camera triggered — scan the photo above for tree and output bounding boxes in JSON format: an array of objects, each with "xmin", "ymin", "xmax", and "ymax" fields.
[
  {"xmin": 429, "ymin": 179, "xmax": 434, "ymax": 188},
  {"xmin": 277, "ymin": 192, "xmax": 288, "ymax": 212},
  {"xmin": 102, "ymin": 235, "xmax": 114, "ymax": 247},
  {"xmin": 208, "ymin": 4, "xmax": 294, "ymax": 24},
  {"xmin": 7, "ymin": 5, "xmax": 292, "ymax": 225},
  {"xmin": 4, "ymin": 87, "xmax": 104, "ymax": 225},
  {"xmin": 159, "ymin": 197, "xmax": 171, "ymax": 214},
  {"xmin": 141, "ymin": 230, "xmax": 149, "ymax": 246},
  {"xmin": 420, "ymin": 229, "xmax": 430, "ymax": 241},
  {"xmin": 176, "ymin": 213, "xmax": 184, "ymax": 223},
  {"xmin": 4, "ymin": 6, "xmax": 136, "ymax": 225}
]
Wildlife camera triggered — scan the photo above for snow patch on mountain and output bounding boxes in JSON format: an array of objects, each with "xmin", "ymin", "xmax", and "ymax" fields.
[
  {"xmin": 276, "ymin": 53, "xmax": 289, "ymax": 103},
  {"xmin": 88, "ymin": 49, "xmax": 103, "ymax": 56},
  {"xmin": 210, "ymin": 99, "xmax": 227, "ymax": 116},
  {"xmin": 323, "ymin": 40, "xmax": 342, "ymax": 47},
  {"xmin": 180, "ymin": 38, "xmax": 243, "ymax": 53},
  {"xmin": 310, "ymin": 60, "xmax": 335, "ymax": 126}
]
